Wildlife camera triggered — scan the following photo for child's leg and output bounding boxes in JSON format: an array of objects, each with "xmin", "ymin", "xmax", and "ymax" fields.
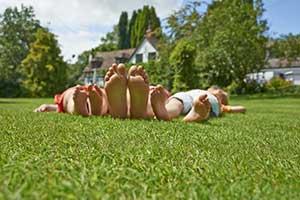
[{"xmin": 165, "ymin": 98, "xmax": 184, "ymax": 119}]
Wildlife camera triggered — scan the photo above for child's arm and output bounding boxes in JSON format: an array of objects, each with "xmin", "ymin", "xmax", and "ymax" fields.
[
  {"xmin": 34, "ymin": 104, "xmax": 58, "ymax": 112},
  {"xmin": 222, "ymin": 105, "xmax": 246, "ymax": 113}
]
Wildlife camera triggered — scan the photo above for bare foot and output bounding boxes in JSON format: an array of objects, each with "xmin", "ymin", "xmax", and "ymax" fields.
[
  {"xmin": 73, "ymin": 87, "xmax": 90, "ymax": 117},
  {"xmin": 150, "ymin": 85, "xmax": 170, "ymax": 121},
  {"xmin": 89, "ymin": 85, "xmax": 103, "ymax": 116},
  {"xmin": 183, "ymin": 94, "xmax": 211, "ymax": 122},
  {"xmin": 128, "ymin": 65, "xmax": 150, "ymax": 119},
  {"xmin": 104, "ymin": 63, "xmax": 127, "ymax": 118},
  {"xmin": 34, "ymin": 104, "xmax": 57, "ymax": 112}
]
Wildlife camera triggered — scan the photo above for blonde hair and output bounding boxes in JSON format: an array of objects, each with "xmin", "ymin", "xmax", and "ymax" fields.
[{"xmin": 208, "ymin": 87, "xmax": 229, "ymax": 105}]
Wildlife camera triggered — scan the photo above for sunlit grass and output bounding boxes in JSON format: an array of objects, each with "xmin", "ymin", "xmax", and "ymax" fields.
[{"xmin": 0, "ymin": 97, "xmax": 299, "ymax": 199}]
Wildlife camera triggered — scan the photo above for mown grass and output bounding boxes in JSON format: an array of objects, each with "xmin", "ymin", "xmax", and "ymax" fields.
[{"xmin": 0, "ymin": 97, "xmax": 300, "ymax": 199}]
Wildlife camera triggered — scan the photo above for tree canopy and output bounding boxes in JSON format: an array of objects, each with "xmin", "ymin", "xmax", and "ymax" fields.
[
  {"xmin": 95, "ymin": 5, "xmax": 161, "ymax": 51},
  {"xmin": 21, "ymin": 28, "xmax": 67, "ymax": 97},
  {"xmin": 195, "ymin": 0, "xmax": 268, "ymax": 87},
  {"xmin": 162, "ymin": 0, "xmax": 268, "ymax": 90},
  {"xmin": 269, "ymin": 34, "xmax": 300, "ymax": 61},
  {"xmin": 0, "ymin": 5, "xmax": 41, "ymax": 97}
]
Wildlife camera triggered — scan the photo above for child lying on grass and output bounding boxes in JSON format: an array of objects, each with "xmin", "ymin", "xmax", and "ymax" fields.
[
  {"xmin": 35, "ymin": 63, "xmax": 245, "ymax": 122},
  {"xmin": 150, "ymin": 85, "xmax": 246, "ymax": 122}
]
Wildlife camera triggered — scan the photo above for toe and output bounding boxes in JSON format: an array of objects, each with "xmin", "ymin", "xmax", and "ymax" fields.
[
  {"xmin": 93, "ymin": 85, "xmax": 102, "ymax": 96},
  {"xmin": 137, "ymin": 66, "xmax": 144, "ymax": 76},
  {"xmin": 86, "ymin": 85, "xmax": 93, "ymax": 91},
  {"xmin": 105, "ymin": 71, "xmax": 113, "ymax": 81},
  {"xmin": 105, "ymin": 75, "xmax": 110, "ymax": 82},
  {"xmin": 117, "ymin": 63, "xmax": 126, "ymax": 76},
  {"xmin": 111, "ymin": 63, "xmax": 118, "ymax": 72},
  {"xmin": 128, "ymin": 65, "xmax": 137, "ymax": 76}
]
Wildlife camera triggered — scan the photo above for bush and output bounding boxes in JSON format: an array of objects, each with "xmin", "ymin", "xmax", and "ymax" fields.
[
  {"xmin": 265, "ymin": 77, "xmax": 293, "ymax": 94},
  {"xmin": 227, "ymin": 77, "xmax": 300, "ymax": 96},
  {"xmin": 286, "ymin": 85, "xmax": 300, "ymax": 94},
  {"xmin": 169, "ymin": 39, "xmax": 198, "ymax": 93},
  {"xmin": 227, "ymin": 80, "xmax": 266, "ymax": 95}
]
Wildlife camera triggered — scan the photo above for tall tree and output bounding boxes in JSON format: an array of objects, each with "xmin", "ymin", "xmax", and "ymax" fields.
[
  {"xmin": 149, "ymin": 7, "xmax": 160, "ymax": 30},
  {"xmin": 129, "ymin": 10, "xmax": 137, "ymax": 48},
  {"xmin": 166, "ymin": 1, "xmax": 203, "ymax": 41},
  {"xmin": 117, "ymin": 11, "xmax": 129, "ymax": 49},
  {"xmin": 21, "ymin": 28, "xmax": 67, "ymax": 97},
  {"xmin": 0, "ymin": 5, "xmax": 40, "ymax": 97},
  {"xmin": 131, "ymin": 6, "xmax": 161, "ymax": 47}
]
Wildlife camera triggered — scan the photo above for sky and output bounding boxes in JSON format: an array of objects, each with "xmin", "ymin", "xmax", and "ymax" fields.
[{"xmin": 0, "ymin": 0, "xmax": 299, "ymax": 62}]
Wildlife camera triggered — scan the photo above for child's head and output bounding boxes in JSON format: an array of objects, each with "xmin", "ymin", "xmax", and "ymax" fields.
[{"xmin": 207, "ymin": 86, "xmax": 229, "ymax": 105}]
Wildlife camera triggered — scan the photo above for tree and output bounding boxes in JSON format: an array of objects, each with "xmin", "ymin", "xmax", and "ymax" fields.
[
  {"xmin": 21, "ymin": 28, "xmax": 67, "ymax": 97},
  {"xmin": 129, "ymin": 11, "xmax": 137, "ymax": 47},
  {"xmin": 66, "ymin": 50, "xmax": 91, "ymax": 87},
  {"xmin": 149, "ymin": 7, "xmax": 160, "ymax": 31},
  {"xmin": 131, "ymin": 6, "xmax": 161, "ymax": 47},
  {"xmin": 195, "ymin": 0, "xmax": 268, "ymax": 87},
  {"xmin": 269, "ymin": 34, "xmax": 300, "ymax": 61},
  {"xmin": 166, "ymin": 1, "xmax": 203, "ymax": 41},
  {"xmin": 170, "ymin": 39, "xmax": 197, "ymax": 92},
  {"xmin": 133, "ymin": 8, "xmax": 147, "ymax": 47},
  {"xmin": 0, "ymin": 5, "xmax": 40, "ymax": 97},
  {"xmin": 87, "ymin": 6, "xmax": 161, "ymax": 53},
  {"xmin": 118, "ymin": 12, "xmax": 129, "ymax": 49}
]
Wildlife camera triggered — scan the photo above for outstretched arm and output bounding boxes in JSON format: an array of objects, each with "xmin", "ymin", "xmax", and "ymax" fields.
[
  {"xmin": 34, "ymin": 104, "xmax": 58, "ymax": 112},
  {"xmin": 222, "ymin": 105, "xmax": 246, "ymax": 113}
]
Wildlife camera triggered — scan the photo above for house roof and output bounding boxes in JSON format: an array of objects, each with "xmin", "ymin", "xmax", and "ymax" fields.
[
  {"xmin": 128, "ymin": 32, "xmax": 158, "ymax": 62},
  {"xmin": 265, "ymin": 58, "xmax": 300, "ymax": 69},
  {"xmin": 145, "ymin": 35, "xmax": 158, "ymax": 50},
  {"xmin": 83, "ymin": 48, "xmax": 135, "ymax": 73}
]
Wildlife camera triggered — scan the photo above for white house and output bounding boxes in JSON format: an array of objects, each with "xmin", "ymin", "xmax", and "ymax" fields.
[
  {"xmin": 82, "ymin": 48, "xmax": 135, "ymax": 86},
  {"xmin": 247, "ymin": 58, "xmax": 300, "ymax": 85},
  {"xmin": 129, "ymin": 30, "xmax": 158, "ymax": 64},
  {"xmin": 82, "ymin": 29, "xmax": 159, "ymax": 86}
]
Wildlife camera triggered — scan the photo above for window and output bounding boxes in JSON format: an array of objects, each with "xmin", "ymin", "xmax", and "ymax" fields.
[
  {"xmin": 148, "ymin": 52, "xmax": 156, "ymax": 61},
  {"xmin": 115, "ymin": 57, "xmax": 128, "ymax": 64},
  {"xmin": 135, "ymin": 54, "xmax": 143, "ymax": 63}
]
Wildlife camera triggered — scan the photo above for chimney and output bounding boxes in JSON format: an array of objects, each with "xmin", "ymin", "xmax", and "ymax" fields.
[{"xmin": 88, "ymin": 54, "xmax": 93, "ymax": 63}]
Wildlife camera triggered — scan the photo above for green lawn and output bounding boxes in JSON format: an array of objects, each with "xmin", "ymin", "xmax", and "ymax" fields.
[{"xmin": 0, "ymin": 97, "xmax": 300, "ymax": 199}]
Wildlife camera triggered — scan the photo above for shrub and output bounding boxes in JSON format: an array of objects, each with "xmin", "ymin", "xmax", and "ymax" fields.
[
  {"xmin": 169, "ymin": 39, "xmax": 198, "ymax": 93},
  {"xmin": 227, "ymin": 80, "xmax": 266, "ymax": 95},
  {"xmin": 265, "ymin": 77, "xmax": 293, "ymax": 94}
]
